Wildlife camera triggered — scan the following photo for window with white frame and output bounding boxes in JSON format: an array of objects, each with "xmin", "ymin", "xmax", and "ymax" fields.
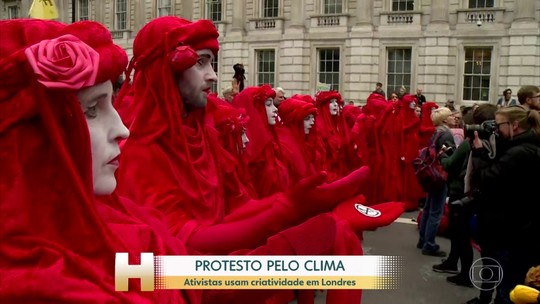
[
  {"xmin": 115, "ymin": 0, "xmax": 127, "ymax": 30},
  {"xmin": 157, "ymin": 0, "xmax": 171, "ymax": 16},
  {"xmin": 392, "ymin": 0, "xmax": 414, "ymax": 11},
  {"xmin": 318, "ymin": 48, "xmax": 340, "ymax": 92},
  {"xmin": 206, "ymin": 0, "xmax": 222, "ymax": 21},
  {"xmin": 7, "ymin": 4, "xmax": 19, "ymax": 19},
  {"xmin": 211, "ymin": 56, "xmax": 218, "ymax": 93},
  {"xmin": 78, "ymin": 0, "xmax": 89, "ymax": 21},
  {"xmin": 468, "ymin": 0, "xmax": 494, "ymax": 8},
  {"xmin": 463, "ymin": 47, "xmax": 492, "ymax": 102},
  {"xmin": 256, "ymin": 50, "xmax": 275, "ymax": 87},
  {"xmin": 262, "ymin": 0, "xmax": 279, "ymax": 18},
  {"xmin": 323, "ymin": 0, "xmax": 342, "ymax": 14},
  {"xmin": 387, "ymin": 48, "xmax": 412, "ymax": 94}
]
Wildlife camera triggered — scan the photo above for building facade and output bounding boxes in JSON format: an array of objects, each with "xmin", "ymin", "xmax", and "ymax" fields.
[{"xmin": 2, "ymin": 0, "xmax": 539, "ymax": 105}]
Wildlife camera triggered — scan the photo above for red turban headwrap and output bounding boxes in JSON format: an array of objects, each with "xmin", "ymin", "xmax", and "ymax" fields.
[{"xmin": 131, "ymin": 16, "xmax": 219, "ymax": 72}]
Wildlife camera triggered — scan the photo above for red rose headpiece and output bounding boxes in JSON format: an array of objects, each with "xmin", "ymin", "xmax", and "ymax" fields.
[{"xmin": 0, "ymin": 19, "xmax": 127, "ymax": 95}]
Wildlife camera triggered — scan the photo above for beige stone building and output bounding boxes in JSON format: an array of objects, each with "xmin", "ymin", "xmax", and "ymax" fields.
[{"xmin": 2, "ymin": 0, "xmax": 539, "ymax": 105}]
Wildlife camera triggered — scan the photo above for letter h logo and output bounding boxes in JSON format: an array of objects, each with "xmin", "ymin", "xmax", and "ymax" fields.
[{"xmin": 115, "ymin": 252, "xmax": 155, "ymax": 291}]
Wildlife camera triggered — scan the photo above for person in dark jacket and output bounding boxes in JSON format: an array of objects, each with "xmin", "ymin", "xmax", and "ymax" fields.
[
  {"xmin": 432, "ymin": 104, "xmax": 498, "ymax": 288},
  {"xmin": 469, "ymin": 106, "xmax": 540, "ymax": 304}
]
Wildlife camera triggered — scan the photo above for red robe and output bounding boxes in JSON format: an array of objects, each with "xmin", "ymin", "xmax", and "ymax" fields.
[
  {"xmin": 233, "ymin": 86, "xmax": 290, "ymax": 197},
  {"xmin": 315, "ymin": 91, "xmax": 351, "ymax": 182},
  {"xmin": 356, "ymin": 93, "xmax": 392, "ymax": 205},
  {"xmin": 419, "ymin": 102, "xmax": 439, "ymax": 148},
  {"xmin": 0, "ymin": 19, "xmax": 196, "ymax": 303},
  {"xmin": 396, "ymin": 95, "xmax": 424, "ymax": 211},
  {"xmin": 115, "ymin": 16, "xmax": 407, "ymax": 304},
  {"xmin": 276, "ymin": 98, "xmax": 318, "ymax": 184},
  {"xmin": 209, "ymin": 96, "xmax": 258, "ymax": 205},
  {"xmin": 341, "ymin": 105, "xmax": 364, "ymax": 171}
]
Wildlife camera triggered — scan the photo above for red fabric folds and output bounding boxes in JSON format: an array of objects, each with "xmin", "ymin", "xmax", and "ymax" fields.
[
  {"xmin": 277, "ymin": 98, "xmax": 318, "ymax": 184},
  {"xmin": 314, "ymin": 91, "xmax": 351, "ymax": 181},
  {"xmin": 232, "ymin": 85, "xmax": 289, "ymax": 197},
  {"xmin": 419, "ymin": 102, "xmax": 439, "ymax": 148},
  {"xmin": 0, "ymin": 19, "xmax": 194, "ymax": 303}
]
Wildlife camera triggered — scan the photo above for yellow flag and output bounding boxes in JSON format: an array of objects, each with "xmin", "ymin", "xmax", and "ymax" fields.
[{"xmin": 29, "ymin": 0, "xmax": 59, "ymax": 20}]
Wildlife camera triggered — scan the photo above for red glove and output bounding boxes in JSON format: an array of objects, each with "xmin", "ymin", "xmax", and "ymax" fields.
[
  {"xmin": 287, "ymin": 166, "xmax": 370, "ymax": 220},
  {"xmin": 332, "ymin": 196, "xmax": 405, "ymax": 233}
]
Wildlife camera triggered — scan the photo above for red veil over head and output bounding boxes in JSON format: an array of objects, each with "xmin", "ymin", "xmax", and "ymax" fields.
[
  {"xmin": 232, "ymin": 85, "xmax": 289, "ymax": 197},
  {"xmin": 277, "ymin": 98, "xmax": 318, "ymax": 183},
  {"xmin": 0, "ymin": 19, "xmax": 190, "ymax": 303},
  {"xmin": 115, "ymin": 17, "xmax": 228, "ymax": 236},
  {"xmin": 314, "ymin": 90, "xmax": 350, "ymax": 180},
  {"xmin": 419, "ymin": 101, "xmax": 439, "ymax": 147},
  {"xmin": 232, "ymin": 85, "xmax": 276, "ymax": 162},
  {"xmin": 210, "ymin": 98, "xmax": 259, "ymax": 202},
  {"xmin": 342, "ymin": 104, "xmax": 362, "ymax": 131}
]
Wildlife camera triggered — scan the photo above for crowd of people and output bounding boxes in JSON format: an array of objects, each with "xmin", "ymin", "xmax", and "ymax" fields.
[{"xmin": 1, "ymin": 16, "xmax": 539, "ymax": 304}]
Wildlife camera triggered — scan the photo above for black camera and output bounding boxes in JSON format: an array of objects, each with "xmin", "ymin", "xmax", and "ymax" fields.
[{"xmin": 464, "ymin": 120, "xmax": 497, "ymax": 139}]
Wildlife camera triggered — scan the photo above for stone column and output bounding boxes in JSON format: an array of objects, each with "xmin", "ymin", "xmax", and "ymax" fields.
[
  {"xmin": 182, "ymin": 0, "xmax": 193, "ymax": 20},
  {"xmin": 513, "ymin": 0, "xmax": 536, "ymax": 22},
  {"xmin": 133, "ymin": 0, "xmax": 146, "ymax": 32},
  {"xmin": 231, "ymin": 0, "xmax": 245, "ymax": 32},
  {"xmin": 430, "ymin": 0, "xmax": 449, "ymax": 24},
  {"xmin": 355, "ymin": 0, "xmax": 373, "ymax": 25},
  {"xmin": 290, "ymin": 0, "xmax": 304, "ymax": 27},
  {"xmin": 94, "ymin": 0, "xmax": 106, "ymax": 24}
]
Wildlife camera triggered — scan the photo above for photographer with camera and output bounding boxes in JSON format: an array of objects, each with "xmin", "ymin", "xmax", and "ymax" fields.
[
  {"xmin": 417, "ymin": 107, "xmax": 456, "ymax": 257},
  {"xmin": 468, "ymin": 106, "xmax": 540, "ymax": 304},
  {"xmin": 432, "ymin": 104, "xmax": 498, "ymax": 289}
]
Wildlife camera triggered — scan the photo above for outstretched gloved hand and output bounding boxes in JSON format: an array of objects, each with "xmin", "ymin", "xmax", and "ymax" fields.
[
  {"xmin": 286, "ymin": 166, "xmax": 371, "ymax": 220},
  {"xmin": 332, "ymin": 195, "xmax": 405, "ymax": 233}
]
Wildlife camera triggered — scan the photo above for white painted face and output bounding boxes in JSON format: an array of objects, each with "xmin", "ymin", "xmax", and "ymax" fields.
[
  {"xmin": 177, "ymin": 49, "xmax": 217, "ymax": 108},
  {"xmin": 329, "ymin": 99, "xmax": 339, "ymax": 116},
  {"xmin": 265, "ymin": 98, "xmax": 278, "ymax": 125},
  {"xmin": 241, "ymin": 128, "xmax": 249, "ymax": 150},
  {"xmin": 304, "ymin": 114, "xmax": 315, "ymax": 135},
  {"xmin": 77, "ymin": 81, "xmax": 130, "ymax": 195},
  {"xmin": 409, "ymin": 101, "xmax": 416, "ymax": 109}
]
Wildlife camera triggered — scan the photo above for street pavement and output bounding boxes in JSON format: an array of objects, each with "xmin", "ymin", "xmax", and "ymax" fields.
[{"xmin": 292, "ymin": 210, "xmax": 483, "ymax": 304}]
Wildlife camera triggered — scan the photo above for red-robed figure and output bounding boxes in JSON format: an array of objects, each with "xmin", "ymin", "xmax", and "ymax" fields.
[
  {"xmin": 114, "ymin": 16, "xmax": 403, "ymax": 304},
  {"xmin": 314, "ymin": 90, "xmax": 351, "ymax": 181},
  {"xmin": 353, "ymin": 93, "xmax": 392, "ymax": 205},
  {"xmin": 396, "ymin": 95, "xmax": 424, "ymax": 211},
  {"xmin": 0, "ymin": 19, "xmax": 198, "ymax": 304},
  {"xmin": 233, "ymin": 85, "xmax": 290, "ymax": 197},
  {"xmin": 276, "ymin": 97, "xmax": 319, "ymax": 183}
]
